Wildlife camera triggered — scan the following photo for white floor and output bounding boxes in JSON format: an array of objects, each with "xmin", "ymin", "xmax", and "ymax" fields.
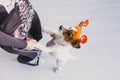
[{"xmin": 0, "ymin": 0, "xmax": 120, "ymax": 80}]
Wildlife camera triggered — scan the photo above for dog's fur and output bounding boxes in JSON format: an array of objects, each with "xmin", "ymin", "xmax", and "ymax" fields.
[{"xmin": 35, "ymin": 21, "xmax": 87, "ymax": 73}]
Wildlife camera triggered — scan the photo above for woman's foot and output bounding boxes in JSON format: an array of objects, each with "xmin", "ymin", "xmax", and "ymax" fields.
[{"xmin": 17, "ymin": 55, "xmax": 39, "ymax": 66}]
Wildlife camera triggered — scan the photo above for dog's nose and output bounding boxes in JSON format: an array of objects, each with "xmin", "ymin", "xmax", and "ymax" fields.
[{"xmin": 59, "ymin": 25, "xmax": 63, "ymax": 30}]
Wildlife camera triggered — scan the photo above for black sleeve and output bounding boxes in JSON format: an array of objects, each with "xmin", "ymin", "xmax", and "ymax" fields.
[
  {"xmin": 0, "ymin": 31, "xmax": 27, "ymax": 49},
  {"xmin": 29, "ymin": 10, "xmax": 42, "ymax": 41},
  {"xmin": 0, "ymin": 5, "xmax": 8, "ymax": 25}
]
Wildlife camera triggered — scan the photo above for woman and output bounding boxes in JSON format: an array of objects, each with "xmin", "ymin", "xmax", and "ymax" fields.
[{"xmin": 0, "ymin": 0, "xmax": 42, "ymax": 66}]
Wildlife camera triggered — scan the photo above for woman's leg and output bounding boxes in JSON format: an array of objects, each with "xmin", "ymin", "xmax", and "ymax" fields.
[
  {"xmin": 1, "ymin": 46, "xmax": 39, "ymax": 59},
  {"xmin": 0, "ymin": 32, "xmax": 41, "ymax": 66},
  {"xmin": 1, "ymin": 46, "xmax": 41, "ymax": 66}
]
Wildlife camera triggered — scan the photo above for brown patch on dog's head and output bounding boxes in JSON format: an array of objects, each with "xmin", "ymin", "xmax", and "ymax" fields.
[
  {"xmin": 59, "ymin": 25, "xmax": 76, "ymax": 42},
  {"xmin": 59, "ymin": 25, "xmax": 80, "ymax": 49}
]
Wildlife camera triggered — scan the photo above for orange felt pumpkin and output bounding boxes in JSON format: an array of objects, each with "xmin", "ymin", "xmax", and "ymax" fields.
[
  {"xmin": 72, "ymin": 19, "xmax": 89, "ymax": 40},
  {"xmin": 83, "ymin": 19, "xmax": 89, "ymax": 27},
  {"xmin": 80, "ymin": 35, "xmax": 88, "ymax": 44}
]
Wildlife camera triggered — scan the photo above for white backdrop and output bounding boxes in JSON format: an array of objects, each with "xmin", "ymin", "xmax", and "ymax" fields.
[{"xmin": 0, "ymin": 0, "xmax": 120, "ymax": 80}]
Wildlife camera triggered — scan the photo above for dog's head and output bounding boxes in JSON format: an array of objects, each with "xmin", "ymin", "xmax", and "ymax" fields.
[{"xmin": 59, "ymin": 19, "xmax": 89, "ymax": 49}]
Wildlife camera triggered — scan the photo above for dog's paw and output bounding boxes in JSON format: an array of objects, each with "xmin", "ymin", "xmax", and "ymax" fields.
[{"xmin": 53, "ymin": 67, "xmax": 61, "ymax": 73}]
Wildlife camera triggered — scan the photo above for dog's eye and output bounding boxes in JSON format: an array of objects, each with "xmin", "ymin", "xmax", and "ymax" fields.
[
  {"xmin": 66, "ymin": 32, "xmax": 71, "ymax": 36},
  {"xmin": 63, "ymin": 32, "xmax": 71, "ymax": 35},
  {"xmin": 67, "ymin": 32, "xmax": 71, "ymax": 35},
  {"xmin": 63, "ymin": 32, "xmax": 73, "ymax": 39},
  {"xmin": 63, "ymin": 32, "xmax": 66, "ymax": 35}
]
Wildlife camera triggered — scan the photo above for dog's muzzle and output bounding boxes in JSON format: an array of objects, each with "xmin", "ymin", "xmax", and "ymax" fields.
[{"xmin": 59, "ymin": 25, "xmax": 63, "ymax": 31}]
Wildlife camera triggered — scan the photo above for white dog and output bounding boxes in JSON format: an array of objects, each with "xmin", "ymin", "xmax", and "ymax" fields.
[{"xmin": 35, "ymin": 20, "xmax": 89, "ymax": 73}]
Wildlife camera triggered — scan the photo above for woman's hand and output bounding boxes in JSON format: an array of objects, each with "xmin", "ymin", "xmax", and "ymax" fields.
[{"xmin": 25, "ymin": 38, "xmax": 37, "ymax": 50}]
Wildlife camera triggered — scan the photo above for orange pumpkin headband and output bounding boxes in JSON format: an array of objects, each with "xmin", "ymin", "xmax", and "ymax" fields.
[{"xmin": 72, "ymin": 19, "xmax": 89, "ymax": 44}]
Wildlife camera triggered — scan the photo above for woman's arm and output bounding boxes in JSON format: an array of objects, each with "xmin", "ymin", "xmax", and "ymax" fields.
[
  {"xmin": 0, "ymin": 31, "xmax": 27, "ymax": 49},
  {"xmin": 0, "ymin": 4, "xmax": 27, "ymax": 49}
]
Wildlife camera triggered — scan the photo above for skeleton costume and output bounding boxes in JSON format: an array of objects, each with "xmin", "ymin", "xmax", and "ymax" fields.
[{"xmin": 0, "ymin": 0, "xmax": 42, "ymax": 66}]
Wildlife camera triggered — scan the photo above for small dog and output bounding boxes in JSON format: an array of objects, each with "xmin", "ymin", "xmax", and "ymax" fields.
[{"xmin": 35, "ymin": 20, "xmax": 89, "ymax": 73}]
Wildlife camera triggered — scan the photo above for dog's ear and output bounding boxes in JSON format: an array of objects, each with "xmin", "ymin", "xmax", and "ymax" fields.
[{"xmin": 71, "ymin": 39, "xmax": 81, "ymax": 49}]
